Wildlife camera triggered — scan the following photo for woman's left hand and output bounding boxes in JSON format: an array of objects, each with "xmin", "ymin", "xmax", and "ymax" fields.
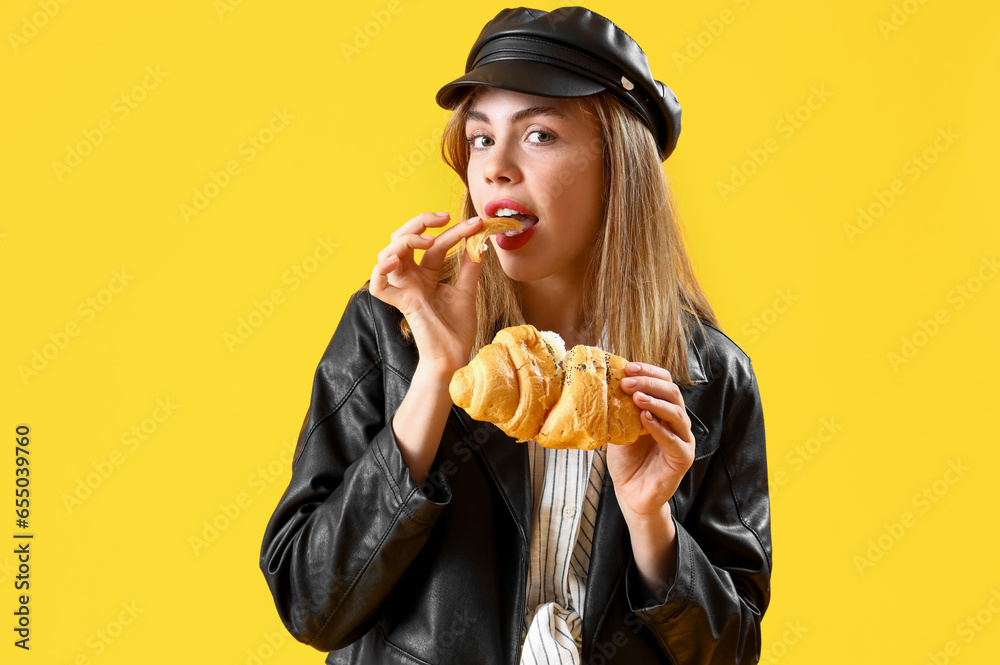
[{"xmin": 605, "ymin": 362, "xmax": 696, "ymax": 523}]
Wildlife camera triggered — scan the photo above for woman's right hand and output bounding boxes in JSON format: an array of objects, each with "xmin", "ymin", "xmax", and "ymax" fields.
[{"xmin": 369, "ymin": 212, "xmax": 485, "ymax": 376}]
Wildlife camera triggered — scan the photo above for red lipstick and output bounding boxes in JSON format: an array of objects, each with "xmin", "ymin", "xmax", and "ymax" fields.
[
  {"xmin": 494, "ymin": 224, "xmax": 537, "ymax": 251},
  {"xmin": 485, "ymin": 198, "xmax": 537, "ymax": 218}
]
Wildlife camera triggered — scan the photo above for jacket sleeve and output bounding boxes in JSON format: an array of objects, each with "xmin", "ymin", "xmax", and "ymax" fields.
[
  {"xmin": 624, "ymin": 359, "xmax": 772, "ymax": 664},
  {"xmin": 258, "ymin": 290, "xmax": 453, "ymax": 651}
]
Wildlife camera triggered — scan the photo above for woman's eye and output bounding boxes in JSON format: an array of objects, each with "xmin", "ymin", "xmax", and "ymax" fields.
[
  {"xmin": 527, "ymin": 131, "xmax": 554, "ymax": 144},
  {"xmin": 468, "ymin": 135, "xmax": 494, "ymax": 149}
]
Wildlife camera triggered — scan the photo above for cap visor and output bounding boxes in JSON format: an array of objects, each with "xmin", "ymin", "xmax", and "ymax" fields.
[{"xmin": 436, "ymin": 60, "xmax": 606, "ymax": 109}]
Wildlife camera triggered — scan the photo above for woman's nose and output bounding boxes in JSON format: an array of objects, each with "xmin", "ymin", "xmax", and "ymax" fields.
[{"xmin": 482, "ymin": 141, "xmax": 520, "ymax": 184}]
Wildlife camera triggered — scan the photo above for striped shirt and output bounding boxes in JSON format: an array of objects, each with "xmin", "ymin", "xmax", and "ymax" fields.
[{"xmin": 518, "ymin": 439, "xmax": 608, "ymax": 664}]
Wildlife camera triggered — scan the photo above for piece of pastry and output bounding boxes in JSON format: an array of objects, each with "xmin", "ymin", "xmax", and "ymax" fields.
[
  {"xmin": 460, "ymin": 217, "xmax": 523, "ymax": 262},
  {"xmin": 450, "ymin": 324, "xmax": 643, "ymax": 449}
]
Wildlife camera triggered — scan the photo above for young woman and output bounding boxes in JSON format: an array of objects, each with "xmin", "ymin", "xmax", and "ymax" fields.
[{"xmin": 260, "ymin": 7, "xmax": 771, "ymax": 665}]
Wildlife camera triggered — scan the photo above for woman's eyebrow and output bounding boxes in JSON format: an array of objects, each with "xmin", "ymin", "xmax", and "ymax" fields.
[{"xmin": 466, "ymin": 106, "xmax": 566, "ymax": 125}]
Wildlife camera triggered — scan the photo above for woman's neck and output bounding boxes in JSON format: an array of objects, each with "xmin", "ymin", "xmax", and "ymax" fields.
[{"xmin": 520, "ymin": 274, "xmax": 590, "ymax": 348}]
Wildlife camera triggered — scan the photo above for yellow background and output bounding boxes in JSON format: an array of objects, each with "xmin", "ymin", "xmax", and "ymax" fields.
[{"xmin": 3, "ymin": 0, "xmax": 998, "ymax": 662}]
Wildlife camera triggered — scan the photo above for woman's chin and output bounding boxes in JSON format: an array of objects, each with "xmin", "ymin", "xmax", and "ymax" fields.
[{"xmin": 496, "ymin": 253, "xmax": 556, "ymax": 284}]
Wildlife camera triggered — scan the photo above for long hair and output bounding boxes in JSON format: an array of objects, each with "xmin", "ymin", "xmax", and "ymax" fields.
[{"xmin": 369, "ymin": 87, "xmax": 719, "ymax": 387}]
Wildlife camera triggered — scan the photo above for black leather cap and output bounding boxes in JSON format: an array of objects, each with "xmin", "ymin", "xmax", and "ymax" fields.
[{"xmin": 436, "ymin": 6, "xmax": 682, "ymax": 160}]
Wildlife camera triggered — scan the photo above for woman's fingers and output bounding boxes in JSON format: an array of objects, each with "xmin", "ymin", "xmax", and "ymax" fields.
[
  {"xmin": 636, "ymin": 407, "xmax": 695, "ymax": 468},
  {"xmin": 632, "ymin": 390, "xmax": 694, "ymax": 445},
  {"xmin": 619, "ymin": 364, "xmax": 694, "ymax": 444},
  {"xmin": 378, "ymin": 211, "xmax": 452, "ymax": 269},
  {"xmin": 390, "ymin": 211, "xmax": 451, "ymax": 242},
  {"xmin": 420, "ymin": 216, "xmax": 482, "ymax": 272},
  {"xmin": 370, "ymin": 211, "xmax": 482, "ymax": 313},
  {"xmin": 624, "ymin": 361, "xmax": 672, "ymax": 383},
  {"xmin": 376, "ymin": 233, "xmax": 436, "ymax": 265},
  {"xmin": 620, "ymin": 363, "xmax": 680, "ymax": 408},
  {"xmin": 377, "ymin": 213, "xmax": 480, "ymax": 267},
  {"xmin": 369, "ymin": 254, "xmax": 402, "ymax": 305}
]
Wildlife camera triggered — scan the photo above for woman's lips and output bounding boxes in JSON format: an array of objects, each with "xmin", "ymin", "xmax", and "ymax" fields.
[
  {"xmin": 485, "ymin": 199, "xmax": 537, "ymax": 217},
  {"xmin": 494, "ymin": 223, "xmax": 537, "ymax": 251}
]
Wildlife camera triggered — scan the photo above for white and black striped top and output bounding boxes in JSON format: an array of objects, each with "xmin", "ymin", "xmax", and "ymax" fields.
[{"xmin": 518, "ymin": 439, "xmax": 608, "ymax": 664}]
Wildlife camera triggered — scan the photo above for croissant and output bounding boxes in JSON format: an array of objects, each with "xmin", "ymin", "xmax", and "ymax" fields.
[{"xmin": 449, "ymin": 324, "xmax": 643, "ymax": 450}]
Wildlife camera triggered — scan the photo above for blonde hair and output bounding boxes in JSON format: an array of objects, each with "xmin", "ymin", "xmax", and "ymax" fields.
[{"xmin": 365, "ymin": 88, "xmax": 719, "ymax": 387}]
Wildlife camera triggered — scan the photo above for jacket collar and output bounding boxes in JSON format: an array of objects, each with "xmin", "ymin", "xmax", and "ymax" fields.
[{"xmin": 686, "ymin": 330, "xmax": 708, "ymax": 384}]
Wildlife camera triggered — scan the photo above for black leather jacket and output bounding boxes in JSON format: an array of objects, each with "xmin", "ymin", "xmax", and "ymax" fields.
[{"xmin": 259, "ymin": 287, "xmax": 772, "ymax": 664}]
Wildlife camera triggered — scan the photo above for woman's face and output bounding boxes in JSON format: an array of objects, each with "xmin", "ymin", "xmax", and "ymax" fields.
[{"xmin": 465, "ymin": 87, "xmax": 604, "ymax": 284}]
